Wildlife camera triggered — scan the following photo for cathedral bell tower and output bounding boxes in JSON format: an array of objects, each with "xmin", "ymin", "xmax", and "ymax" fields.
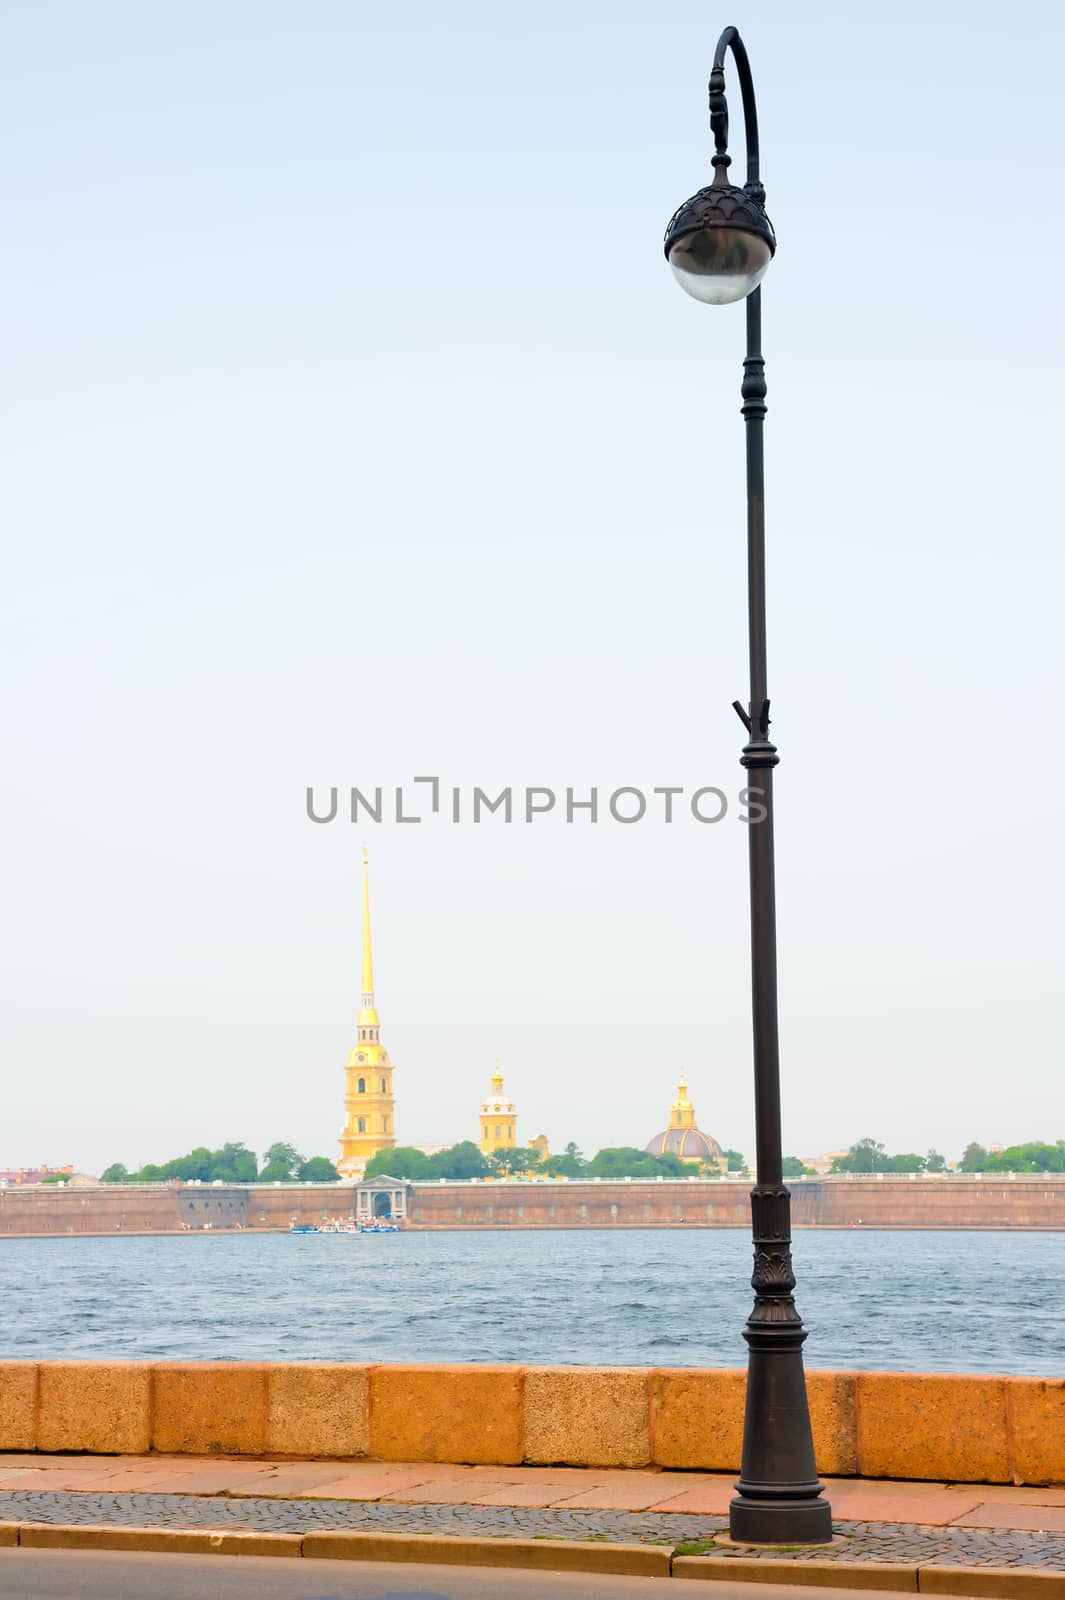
[
  {"xmin": 479, "ymin": 1067, "xmax": 517, "ymax": 1155},
  {"xmin": 338, "ymin": 847, "xmax": 397, "ymax": 1176}
]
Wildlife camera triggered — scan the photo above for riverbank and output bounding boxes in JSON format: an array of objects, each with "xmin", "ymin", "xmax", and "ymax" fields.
[{"xmin": 3, "ymin": 1175, "xmax": 1064, "ymax": 1236}]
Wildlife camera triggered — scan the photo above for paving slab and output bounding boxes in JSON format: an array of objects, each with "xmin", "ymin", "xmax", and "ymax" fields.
[
  {"xmin": 553, "ymin": 1481, "xmax": 683, "ymax": 1511},
  {"xmin": 226, "ymin": 1464, "xmax": 363, "ymax": 1496},
  {"xmin": 951, "ymin": 1503, "xmax": 1065, "ymax": 1532},
  {"xmin": 297, "ymin": 1469, "xmax": 441, "ymax": 1500},
  {"xmin": 819, "ymin": 1486, "xmax": 983, "ymax": 1526},
  {"xmin": 470, "ymin": 1483, "xmax": 583, "ymax": 1508},
  {"xmin": 943, "ymin": 1484, "xmax": 1065, "ymax": 1507},
  {"xmin": 646, "ymin": 1482, "xmax": 735, "ymax": 1514},
  {"xmin": 381, "ymin": 1479, "xmax": 522, "ymax": 1504}
]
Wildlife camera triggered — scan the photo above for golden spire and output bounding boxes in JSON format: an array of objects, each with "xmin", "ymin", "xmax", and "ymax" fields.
[
  {"xmin": 492, "ymin": 1061, "xmax": 504, "ymax": 1091},
  {"xmin": 671, "ymin": 1075, "xmax": 695, "ymax": 1129},
  {"xmin": 361, "ymin": 844, "xmax": 374, "ymax": 999},
  {"xmin": 357, "ymin": 845, "xmax": 379, "ymax": 1027}
]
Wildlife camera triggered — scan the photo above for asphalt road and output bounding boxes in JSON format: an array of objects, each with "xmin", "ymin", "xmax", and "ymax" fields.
[{"xmin": 0, "ymin": 1550, "xmax": 919, "ymax": 1600}]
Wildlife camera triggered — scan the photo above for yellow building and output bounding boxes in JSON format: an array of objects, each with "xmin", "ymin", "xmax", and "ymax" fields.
[
  {"xmin": 337, "ymin": 848, "xmax": 396, "ymax": 1177},
  {"xmin": 479, "ymin": 1068, "xmax": 517, "ymax": 1155}
]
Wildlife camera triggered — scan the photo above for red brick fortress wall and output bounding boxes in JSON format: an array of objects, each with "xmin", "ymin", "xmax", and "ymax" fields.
[{"xmin": 1, "ymin": 1175, "xmax": 1063, "ymax": 1236}]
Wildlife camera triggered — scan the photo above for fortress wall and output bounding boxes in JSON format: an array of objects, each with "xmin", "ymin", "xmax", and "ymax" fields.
[
  {"xmin": 0, "ymin": 1359, "xmax": 1062, "ymax": 1484},
  {"xmin": 406, "ymin": 1177, "xmax": 1065, "ymax": 1230},
  {"xmin": 2, "ymin": 1176, "xmax": 1063, "ymax": 1235}
]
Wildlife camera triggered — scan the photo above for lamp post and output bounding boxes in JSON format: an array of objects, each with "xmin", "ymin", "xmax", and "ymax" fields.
[{"xmin": 664, "ymin": 27, "xmax": 833, "ymax": 1546}]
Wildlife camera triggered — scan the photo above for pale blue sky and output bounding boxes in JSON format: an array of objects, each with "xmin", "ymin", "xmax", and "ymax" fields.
[{"xmin": 2, "ymin": 1, "xmax": 1063, "ymax": 1174}]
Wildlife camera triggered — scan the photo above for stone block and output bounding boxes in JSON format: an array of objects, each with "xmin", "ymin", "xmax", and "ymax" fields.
[
  {"xmin": 38, "ymin": 1362, "xmax": 150, "ymax": 1455},
  {"xmin": 857, "ymin": 1372, "xmax": 1010, "ymax": 1483},
  {"xmin": 919, "ymin": 1567, "xmax": 1065, "ymax": 1598},
  {"xmin": 0, "ymin": 1524, "xmax": 18, "ymax": 1548},
  {"xmin": 523, "ymin": 1367, "xmax": 649, "ymax": 1468},
  {"xmin": 20, "ymin": 1524, "xmax": 300, "ymax": 1557},
  {"xmin": 302, "ymin": 1529, "xmax": 670, "ymax": 1575},
  {"xmin": 650, "ymin": 1368, "xmax": 854, "ymax": 1477},
  {"xmin": 808, "ymin": 1369, "xmax": 858, "ymax": 1476},
  {"xmin": 266, "ymin": 1363, "xmax": 370, "ymax": 1457},
  {"xmin": 650, "ymin": 1367, "xmax": 744, "ymax": 1470},
  {"xmin": 674, "ymin": 1555, "xmax": 918, "ymax": 1589},
  {"xmin": 1007, "ymin": 1378, "xmax": 1065, "ymax": 1485},
  {"xmin": 0, "ymin": 1362, "xmax": 36, "ymax": 1451},
  {"xmin": 369, "ymin": 1364, "xmax": 522, "ymax": 1465},
  {"xmin": 151, "ymin": 1362, "xmax": 268, "ymax": 1455}
]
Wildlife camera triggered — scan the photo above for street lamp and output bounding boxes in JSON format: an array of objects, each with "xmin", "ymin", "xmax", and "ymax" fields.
[{"xmin": 664, "ymin": 27, "xmax": 833, "ymax": 1546}]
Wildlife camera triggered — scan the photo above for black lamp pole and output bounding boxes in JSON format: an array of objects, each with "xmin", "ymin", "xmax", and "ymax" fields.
[{"xmin": 664, "ymin": 27, "xmax": 833, "ymax": 1546}]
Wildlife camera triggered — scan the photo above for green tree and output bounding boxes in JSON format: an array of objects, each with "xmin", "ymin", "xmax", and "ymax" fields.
[
  {"xmin": 655, "ymin": 1151, "xmax": 701, "ymax": 1177},
  {"xmin": 583, "ymin": 1147, "xmax": 698, "ymax": 1179},
  {"xmin": 297, "ymin": 1156, "xmax": 340, "ymax": 1182},
  {"xmin": 887, "ymin": 1152, "xmax": 926, "ymax": 1173},
  {"xmin": 215, "ymin": 1143, "xmax": 258, "ymax": 1183},
  {"xmin": 782, "ymin": 1156, "xmax": 814, "ymax": 1177},
  {"xmin": 925, "ymin": 1149, "xmax": 947, "ymax": 1172},
  {"xmin": 541, "ymin": 1141, "xmax": 585, "ymax": 1178},
  {"xmin": 488, "ymin": 1147, "xmax": 541, "ymax": 1175},
  {"xmin": 260, "ymin": 1142, "xmax": 305, "ymax": 1181},
  {"xmin": 959, "ymin": 1142, "xmax": 989, "ymax": 1172},
  {"xmin": 724, "ymin": 1149, "xmax": 747, "ymax": 1172},
  {"xmin": 99, "ymin": 1164, "xmax": 129, "ymax": 1183},
  {"xmin": 40, "ymin": 1173, "xmax": 67, "ymax": 1184},
  {"xmin": 832, "ymin": 1138, "xmax": 890, "ymax": 1174},
  {"xmin": 364, "ymin": 1146, "xmax": 432, "ymax": 1180},
  {"xmin": 429, "ymin": 1141, "xmax": 492, "ymax": 1180},
  {"xmin": 985, "ymin": 1141, "xmax": 1065, "ymax": 1174},
  {"xmin": 586, "ymin": 1146, "xmax": 659, "ymax": 1178},
  {"xmin": 165, "ymin": 1146, "xmax": 215, "ymax": 1182}
]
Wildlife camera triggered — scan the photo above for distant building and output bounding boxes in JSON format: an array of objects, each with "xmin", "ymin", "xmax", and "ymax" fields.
[
  {"xmin": 337, "ymin": 848, "xmax": 396, "ymax": 1177},
  {"xmin": 480, "ymin": 1068, "xmax": 517, "ymax": 1155},
  {"xmin": 644, "ymin": 1078, "xmax": 727, "ymax": 1171},
  {"xmin": 800, "ymin": 1150, "xmax": 851, "ymax": 1175},
  {"xmin": 0, "ymin": 1165, "xmax": 74, "ymax": 1186},
  {"xmin": 528, "ymin": 1133, "xmax": 550, "ymax": 1161}
]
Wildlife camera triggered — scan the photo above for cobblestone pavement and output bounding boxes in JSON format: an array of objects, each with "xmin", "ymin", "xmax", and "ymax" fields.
[{"xmin": 2, "ymin": 1490, "xmax": 1065, "ymax": 1570}]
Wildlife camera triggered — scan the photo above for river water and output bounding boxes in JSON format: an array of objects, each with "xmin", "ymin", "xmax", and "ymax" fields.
[{"xmin": 3, "ymin": 1229, "xmax": 1062, "ymax": 1374}]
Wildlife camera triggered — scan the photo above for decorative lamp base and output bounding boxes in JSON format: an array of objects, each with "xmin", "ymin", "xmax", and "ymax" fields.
[{"xmin": 728, "ymin": 1492, "xmax": 834, "ymax": 1545}]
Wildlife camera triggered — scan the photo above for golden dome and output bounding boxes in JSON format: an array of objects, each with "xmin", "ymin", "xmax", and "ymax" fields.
[{"xmin": 645, "ymin": 1077, "xmax": 725, "ymax": 1166}]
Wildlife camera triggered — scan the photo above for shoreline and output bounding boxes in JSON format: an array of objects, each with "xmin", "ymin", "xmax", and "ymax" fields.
[{"xmin": 4, "ymin": 1220, "xmax": 1065, "ymax": 1239}]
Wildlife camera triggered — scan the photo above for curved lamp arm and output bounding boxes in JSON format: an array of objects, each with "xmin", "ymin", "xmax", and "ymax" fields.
[{"xmin": 709, "ymin": 26, "xmax": 763, "ymax": 198}]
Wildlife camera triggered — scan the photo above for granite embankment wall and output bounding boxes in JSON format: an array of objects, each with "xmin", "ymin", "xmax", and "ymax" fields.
[
  {"xmin": 2, "ymin": 1176, "xmax": 1064, "ymax": 1235},
  {"xmin": 1, "ymin": 1360, "xmax": 1063, "ymax": 1484}
]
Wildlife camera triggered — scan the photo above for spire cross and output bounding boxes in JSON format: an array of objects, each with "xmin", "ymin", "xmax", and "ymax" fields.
[{"xmin": 361, "ymin": 845, "xmax": 374, "ymax": 1001}]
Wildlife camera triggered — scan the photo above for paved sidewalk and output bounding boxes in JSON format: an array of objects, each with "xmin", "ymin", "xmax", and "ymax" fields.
[{"xmin": 1, "ymin": 1455, "xmax": 1065, "ymax": 1573}]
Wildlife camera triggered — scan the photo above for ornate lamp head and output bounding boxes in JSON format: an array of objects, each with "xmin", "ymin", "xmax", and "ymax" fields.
[
  {"xmin": 664, "ymin": 180, "xmax": 775, "ymax": 305},
  {"xmin": 664, "ymin": 40, "xmax": 775, "ymax": 305}
]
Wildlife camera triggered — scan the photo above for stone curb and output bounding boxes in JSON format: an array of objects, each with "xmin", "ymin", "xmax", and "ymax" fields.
[
  {"xmin": 672, "ymin": 1557, "xmax": 1065, "ymax": 1596},
  {"xmin": 301, "ymin": 1529, "xmax": 672, "ymax": 1574},
  {"xmin": 918, "ymin": 1570, "xmax": 1065, "ymax": 1598},
  {"xmin": 1, "ymin": 1520, "xmax": 1063, "ymax": 1593},
  {"xmin": 15, "ymin": 1525, "xmax": 302, "ymax": 1558},
  {"xmin": 674, "ymin": 1557, "xmax": 918, "ymax": 1590}
]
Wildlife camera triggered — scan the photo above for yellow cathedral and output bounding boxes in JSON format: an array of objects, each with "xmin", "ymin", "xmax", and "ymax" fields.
[{"xmin": 337, "ymin": 848, "xmax": 397, "ymax": 1176}]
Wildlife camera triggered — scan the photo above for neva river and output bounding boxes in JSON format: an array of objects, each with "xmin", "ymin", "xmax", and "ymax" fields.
[{"xmin": 3, "ymin": 1229, "xmax": 1063, "ymax": 1374}]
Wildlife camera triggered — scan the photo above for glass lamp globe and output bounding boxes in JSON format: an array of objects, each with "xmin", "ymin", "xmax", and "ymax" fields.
[{"xmin": 668, "ymin": 225, "xmax": 772, "ymax": 305}]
